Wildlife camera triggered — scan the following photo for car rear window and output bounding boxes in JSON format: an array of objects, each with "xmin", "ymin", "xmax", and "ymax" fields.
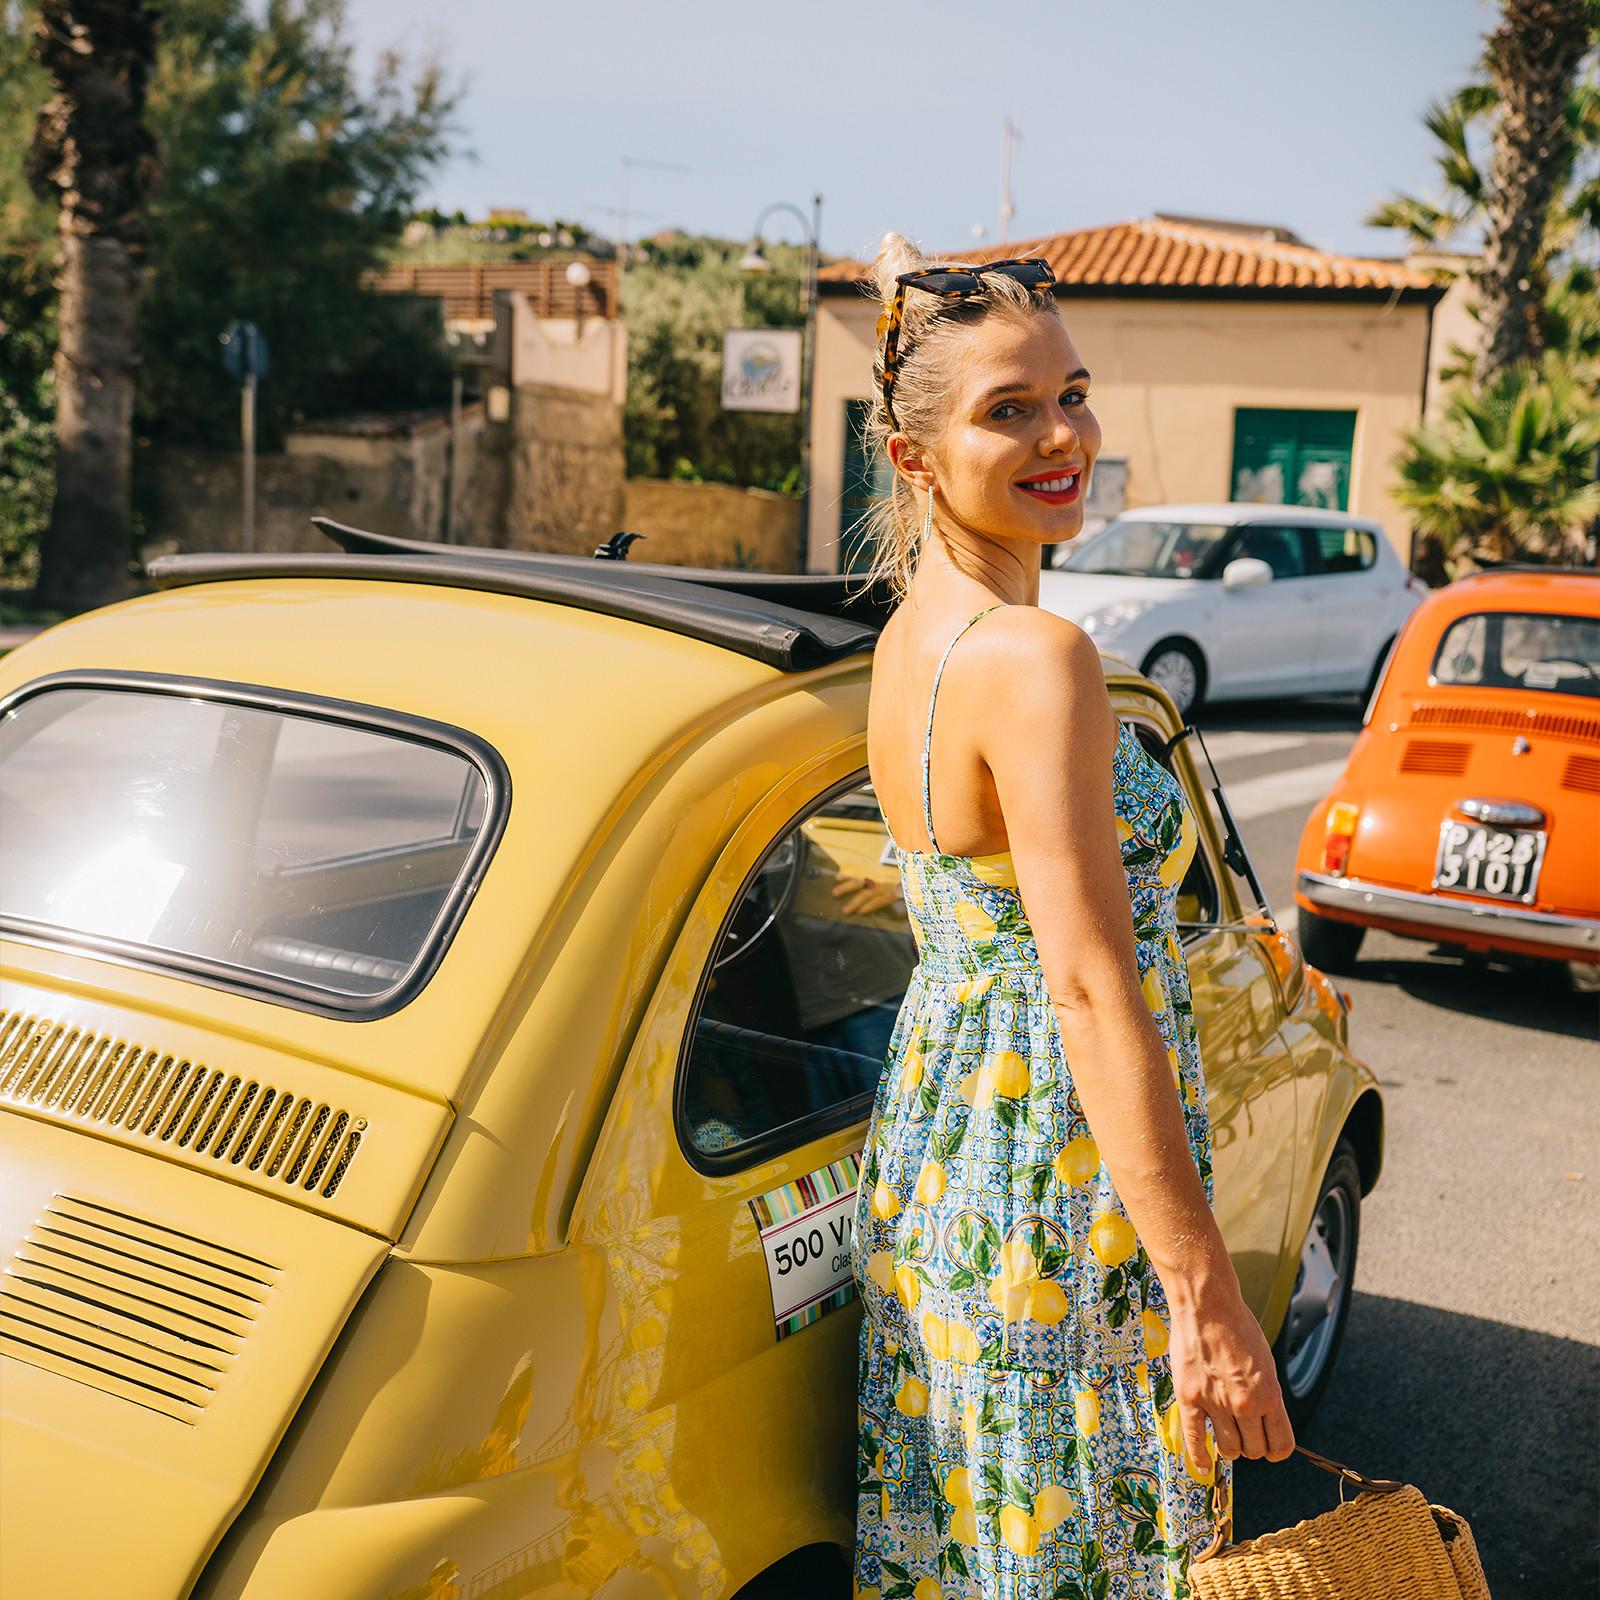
[
  {"xmin": 1430, "ymin": 611, "xmax": 1600, "ymax": 700},
  {"xmin": 0, "ymin": 679, "xmax": 507, "ymax": 1016}
]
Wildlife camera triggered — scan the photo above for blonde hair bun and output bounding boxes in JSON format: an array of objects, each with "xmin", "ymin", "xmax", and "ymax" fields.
[{"xmin": 869, "ymin": 232, "xmax": 927, "ymax": 305}]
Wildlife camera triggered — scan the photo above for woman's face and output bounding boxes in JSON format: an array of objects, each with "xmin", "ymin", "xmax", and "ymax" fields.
[{"xmin": 918, "ymin": 310, "xmax": 1102, "ymax": 550}]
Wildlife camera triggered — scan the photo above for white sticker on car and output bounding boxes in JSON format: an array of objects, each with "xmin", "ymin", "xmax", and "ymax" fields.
[{"xmin": 749, "ymin": 1153, "xmax": 861, "ymax": 1340}]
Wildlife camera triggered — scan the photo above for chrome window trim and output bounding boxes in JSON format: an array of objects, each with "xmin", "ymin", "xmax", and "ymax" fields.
[{"xmin": 0, "ymin": 669, "xmax": 512, "ymax": 1022}]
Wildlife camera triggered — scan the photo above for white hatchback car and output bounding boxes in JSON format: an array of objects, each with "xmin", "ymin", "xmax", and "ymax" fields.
[{"xmin": 1041, "ymin": 503, "xmax": 1427, "ymax": 715}]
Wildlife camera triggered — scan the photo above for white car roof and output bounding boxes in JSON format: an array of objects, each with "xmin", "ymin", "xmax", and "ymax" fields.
[{"xmin": 1109, "ymin": 502, "xmax": 1386, "ymax": 532}]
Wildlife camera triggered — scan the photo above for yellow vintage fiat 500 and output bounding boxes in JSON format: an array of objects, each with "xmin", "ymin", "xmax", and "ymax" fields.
[{"xmin": 0, "ymin": 528, "xmax": 1382, "ymax": 1600}]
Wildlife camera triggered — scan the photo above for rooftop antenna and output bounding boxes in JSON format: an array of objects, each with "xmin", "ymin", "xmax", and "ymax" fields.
[{"xmin": 1000, "ymin": 118, "xmax": 1019, "ymax": 244}]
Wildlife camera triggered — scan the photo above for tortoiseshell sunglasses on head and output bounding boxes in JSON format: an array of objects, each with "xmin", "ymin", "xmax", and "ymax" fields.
[{"xmin": 876, "ymin": 256, "xmax": 1056, "ymax": 428}]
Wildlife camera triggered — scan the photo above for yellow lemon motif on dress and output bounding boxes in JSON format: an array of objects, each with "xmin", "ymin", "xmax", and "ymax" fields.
[
  {"xmin": 1053, "ymin": 1133, "xmax": 1100, "ymax": 1186},
  {"xmin": 1140, "ymin": 962, "xmax": 1167, "ymax": 1016},
  {"xmin": 1024, "ymin": 1278, "xmax": 1068, "ymax": 1326},
  {"xmin": 953, "ymin": 900, "xmax": 998, "ymax": 942},
  {"xmin": 914, "ymin": 1161, "xmax": 947, "ymax": 1204},
  {"xmin": 958, "ymin": 1050, "xmax": 1030, "ymax": 1110},
  {"xmin": 944, "ymin": 1465, "xmax": 981, "ymax": 1546},
  {"xmin": 871, "ymin": 1181, "xmax": 900, "ymax": 1220},
  {"xmin": 1033, "ymin": 1482, "xmax": 1078, "ymax": 1535},
  {"xmin": 991, "ymin": 1050, "xmax": 1030, "ymax": 1097},
  {"xmin": 920, "ymin": 1311, "xmax": 949, "ymax": 1361},
  {"xmin": 913, "ymin": 1580, "xmax": 941, "ymax": 1600},
  {"xmin": 998, "ymin": 1505, "xmax": 1041, "ymax": 1558},
  {"xmin": 1075, "ymin": 1385, "xmax": 1101, "ymax": 1436},
  {"xmin": 1159, "ymin": 808, "xmax": 1196, "ymax": 888},
  {"xmin": 968, "ymin": 852, "xmax": 1019, "ymax": 887},
  {"xmin": 1142, "ymin": 1308, "xmax": 1170, "ymax": 1357},
  {"xmin": 894, "ymin": 1375, "xmax": 929, "ymax": 1417},
  {"xmin": 945, "ymin": 1320, "xmax": 980, "ymax": 1362},
  {"xmin": 1088, "ymin": 1210, "xmax": 1138, "ymax": 1268},
  {"xmin": 987, "ymin": 1237, "xmax": 1041, "ymax": 1323},
  {"xmin": 899, "ymin": 1051, "xmax": 924, "ymax": 1097},
  {"xmin": 893, "ymin": 1263, "xmax": 922, "ymax": 1310},
  {"xmin": 865, "ymin": 1250, "xmax": 894, "ymax": 1294}
]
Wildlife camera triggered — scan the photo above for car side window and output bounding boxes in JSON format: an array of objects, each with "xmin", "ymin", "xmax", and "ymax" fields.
[
  {"xmin": 1306, "ymin": 527, "xmax": 1377, "ymax": 576},
  {"xmin": 1128, "ymin": 722, "xmax": 1221, "ymax": 940},
  {"xmin": 1230, "ymin": 525, "xmax": 1309, "ymax": 579},
  {"xmin": 679, "ymin": 777, "xmax": 915, "ymax": 1168}
]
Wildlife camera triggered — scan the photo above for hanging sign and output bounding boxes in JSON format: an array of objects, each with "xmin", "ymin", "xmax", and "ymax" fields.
[
  {"xmin": 721, "ymin": 327, "xmax": 802, "ymax": 413},
  {"xmin": 749, "ymin": 1152, "xmax": 861, "ymax": 1339}
]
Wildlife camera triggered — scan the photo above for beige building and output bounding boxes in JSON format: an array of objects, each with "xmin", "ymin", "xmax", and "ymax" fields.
[{"xmin": 808, "ymin": 214, "xmax": 1446, "ymax": 574}]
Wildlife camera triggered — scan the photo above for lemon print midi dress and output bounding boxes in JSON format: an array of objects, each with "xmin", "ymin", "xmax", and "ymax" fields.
[{"xmin": 852, "ymin": 604, "xmax": 1229, "ymax": 1600}]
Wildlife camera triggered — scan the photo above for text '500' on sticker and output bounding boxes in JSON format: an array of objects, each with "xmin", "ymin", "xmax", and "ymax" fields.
[{"xmin": 749, "ymin": 1153, "xmax": 861, "ymax": 1340}]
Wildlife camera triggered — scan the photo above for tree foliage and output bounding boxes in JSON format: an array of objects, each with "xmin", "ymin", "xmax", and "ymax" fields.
[
  {"xmin": 621, "ymin": 232, "xmax": 809, "ymax": 493},
  {"xmin": 0, "ymin": 3, "xmax": 56, "ymax": 585},
  {"xmin": 1395, "ymin": 353, "xmax": 1600, "ymax": 569},
  {"xmin": 138, "ymin": 0, "xmax": 458, "ymax": 448},
  {"xmin": 0, "ymin": 0, "xmax": 459, "ymax": 592}
]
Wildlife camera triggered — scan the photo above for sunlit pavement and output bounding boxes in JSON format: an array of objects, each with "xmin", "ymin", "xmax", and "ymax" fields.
[{"xmin": 1197, "ymin": 697, "xmax": 1598, "ymax": 1600}]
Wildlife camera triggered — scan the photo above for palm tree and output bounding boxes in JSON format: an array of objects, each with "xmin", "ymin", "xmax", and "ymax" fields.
[
  {"xmin": 26, "ymin": 0, "xmax": 158, "ymax": 611},
  {"xmin": 1477, "ymin": 0, "xmax": 1595, "ymax": 381}
]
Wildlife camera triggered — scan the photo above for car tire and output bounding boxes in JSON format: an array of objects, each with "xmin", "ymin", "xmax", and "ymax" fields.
[
  {"xmin": 1297, "ymin": 905, "xmax": 1365, "ymax": 974},
  {"xmin": 1272, "ymin": 1137, "xmax": 1361, "ymax": 1430},
  {"xmin": 1568, "ymin": 960, "xmax": 1600, "ymax": 996},
  {"xmin": 1140, "ymin": 638, "xmax": 1206, "ymax": 718}
]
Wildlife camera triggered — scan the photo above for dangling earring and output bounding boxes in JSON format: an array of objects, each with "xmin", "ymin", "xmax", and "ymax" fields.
[{"xmin": 923, "ymin": 485, "xmax": 935, "ymax": 543}]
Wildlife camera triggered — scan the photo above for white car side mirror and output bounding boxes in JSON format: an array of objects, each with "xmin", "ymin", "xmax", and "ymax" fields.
[{"xmin": 1222, "ymin": 556, "xmax": 1275, "ymax": 590}]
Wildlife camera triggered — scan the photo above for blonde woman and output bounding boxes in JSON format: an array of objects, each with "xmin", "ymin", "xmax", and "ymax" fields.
[{"xmin": 850, "ymin": 235, "xmax": 1294, "ymax": 1600}]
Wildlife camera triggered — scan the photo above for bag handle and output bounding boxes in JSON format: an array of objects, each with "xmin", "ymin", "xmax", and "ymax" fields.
[{"xmin": 1192, "ymin": 1444, "xmax": 1408, "ymax": 1564}]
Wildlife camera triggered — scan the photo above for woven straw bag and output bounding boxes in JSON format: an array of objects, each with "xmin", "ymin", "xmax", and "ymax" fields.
[{"xmin": 1189, "ymin": 1444, "xmax": 1492, "ymax": 1600}]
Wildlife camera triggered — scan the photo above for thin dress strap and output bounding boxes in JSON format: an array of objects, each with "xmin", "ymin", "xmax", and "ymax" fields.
[{"xmin": 921, "ymin": 604, "xmax": 1006, "ymax": 853}]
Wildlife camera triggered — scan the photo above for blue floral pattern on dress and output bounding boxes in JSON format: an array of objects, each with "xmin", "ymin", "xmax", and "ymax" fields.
[{"xmin": 852, "ymin": 605, "xmax": 1228, "ymax": 1600}]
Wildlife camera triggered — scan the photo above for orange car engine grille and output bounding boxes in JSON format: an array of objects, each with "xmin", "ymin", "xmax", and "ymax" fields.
[{"xmin": 1410, "ymin": 701, "xmax": 1600, "ymax": 745}]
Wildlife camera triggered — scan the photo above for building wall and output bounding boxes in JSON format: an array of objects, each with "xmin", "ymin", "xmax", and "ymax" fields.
[
  {"xmin": 143, "ymin": 409, "xmax": 491, "ymax": 557},
  {"xmin": 621, "ymin": 479, "xmax": 802, "ymax": 569},
  {"xmin": 808, "ymin": 291, "xmax": 1434, "ymax": 571}
]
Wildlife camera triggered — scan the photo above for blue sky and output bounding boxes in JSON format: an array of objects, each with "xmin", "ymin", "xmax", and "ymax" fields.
[{"xmin": 345, "ymin": 0, "xmax": 1496, "ymax": 262}]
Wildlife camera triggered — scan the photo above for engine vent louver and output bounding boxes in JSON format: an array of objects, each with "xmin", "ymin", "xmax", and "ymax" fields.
[
  {"xmin": 1399, "ymin": 738, "xmax": 1471, "ymax": 776},
  {"xmin": 0, "ymin": 1194, "xmax": 279, "ymax": 1423},
  {"xmin": 1561, "ymin": 753, "xmax": 1600, "ymax": 794},
  {"xmin": 0, "ymin": 1012, "xmax": 365, "ymax": 1200},
  {"xmin": 1410, "ymin": 701, "xmax": 1600, "ymax": 745}
]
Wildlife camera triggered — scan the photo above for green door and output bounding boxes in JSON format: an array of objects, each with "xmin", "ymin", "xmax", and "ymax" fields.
[
  {"xmin": 840, "ymin": 399, "xmax": 895, "ymax": 574},
  {"xmin": 1230, "ymin": 408, "xmax": 1356, "ymax": 511}
]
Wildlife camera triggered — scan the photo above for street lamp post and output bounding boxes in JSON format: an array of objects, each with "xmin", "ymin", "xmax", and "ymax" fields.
[{"xmin": 740, "ymin": 194, "xmax": 821, "ymax": 572}]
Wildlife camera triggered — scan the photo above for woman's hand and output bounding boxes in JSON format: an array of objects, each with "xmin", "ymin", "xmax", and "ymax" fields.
[{"xmin": 1166, "ymin": 1286, "xmax": 1296, "ymax": 1474}]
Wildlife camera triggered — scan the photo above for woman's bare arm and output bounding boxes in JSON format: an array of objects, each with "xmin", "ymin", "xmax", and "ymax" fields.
[{"xmin": 971, "ymin": 606, "xmax": 1293, "ymax": 1468}]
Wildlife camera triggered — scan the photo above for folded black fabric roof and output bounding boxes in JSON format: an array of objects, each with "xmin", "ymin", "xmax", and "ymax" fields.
[{"xmin": 146, "ymin": 527, "xmax": 887, "ymax": 674}]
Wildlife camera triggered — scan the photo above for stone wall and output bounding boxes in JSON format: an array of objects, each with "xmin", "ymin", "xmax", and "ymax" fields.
[
  {"xmin": 144, "ymin": 407, "xmax": 489, "ymax": 557},
  {"xmin": 496, "ymin": 384, "xmax": 627, "ymax": 554},
  {"xmin": 620, "ymin": 479, "xmax": 803, "ymax": 570}
]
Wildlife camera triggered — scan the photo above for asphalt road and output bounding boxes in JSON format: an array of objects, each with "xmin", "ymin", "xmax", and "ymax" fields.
[{"xmin": 1196, "ymin": 696, "xmax": 1599, "ymax": 1600}]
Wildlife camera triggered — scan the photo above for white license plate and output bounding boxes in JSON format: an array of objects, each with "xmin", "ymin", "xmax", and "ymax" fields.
[{"xmin": 1432, "ymin": 820, "xmax": 1546, "ymax": 903}]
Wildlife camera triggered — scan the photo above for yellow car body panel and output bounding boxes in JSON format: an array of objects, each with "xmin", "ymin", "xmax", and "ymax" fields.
[{"xmin": 0, "ymin": 578, "xmax": 1382, "ymax": 1599}]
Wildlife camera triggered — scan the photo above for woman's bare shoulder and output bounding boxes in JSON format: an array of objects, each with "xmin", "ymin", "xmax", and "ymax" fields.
[{"xmin": 974, "ymin": 604, "xmax": 1108, "ymax": 706}]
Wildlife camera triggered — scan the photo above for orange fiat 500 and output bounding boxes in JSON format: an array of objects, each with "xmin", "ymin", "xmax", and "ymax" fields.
[{"xmin": 1293, "ymin": 565, "xmax": 1600, "ymax": 983}]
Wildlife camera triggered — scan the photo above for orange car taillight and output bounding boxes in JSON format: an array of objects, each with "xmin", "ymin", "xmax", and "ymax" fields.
[{"xmin": 1322, "ymin": 800, "xmax": 1360, "ymax": 875}]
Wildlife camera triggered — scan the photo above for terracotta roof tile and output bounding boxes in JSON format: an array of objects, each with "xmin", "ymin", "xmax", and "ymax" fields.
[{"xmin": 819, "ymin": 216, "xmax": 1433, "ymax": 296}]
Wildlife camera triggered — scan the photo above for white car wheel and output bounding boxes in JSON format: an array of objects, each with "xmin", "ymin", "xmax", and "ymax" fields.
[{"xmin": 1141, "ymin": 642, "xmax": 1203, "ymax": 716}]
